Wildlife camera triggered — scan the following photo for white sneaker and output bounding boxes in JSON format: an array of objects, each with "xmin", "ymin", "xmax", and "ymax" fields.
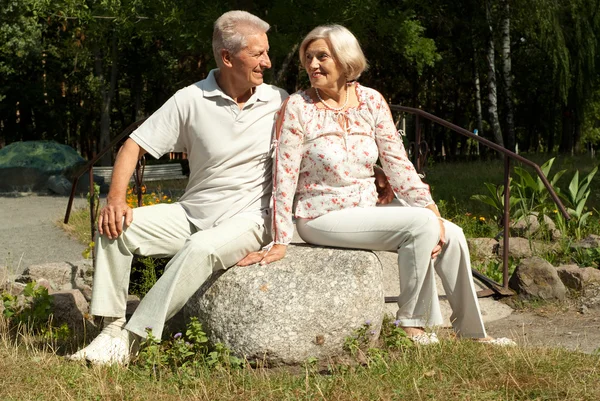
[{"xmin": 69, "ymin": 317, "xmax": 136, "ymax": 365}]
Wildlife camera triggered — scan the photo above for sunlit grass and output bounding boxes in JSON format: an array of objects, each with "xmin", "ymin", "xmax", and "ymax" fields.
[{"xmin": 1, "ymin": 314, "xmax": 599, "ymax": 401}]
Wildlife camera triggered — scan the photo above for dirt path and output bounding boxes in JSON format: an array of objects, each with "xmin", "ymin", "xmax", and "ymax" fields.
[
  {"xmin": 485, "ymin": 300, "xmax": 600, "ymax": 354},
  {"xmin": 0, "ymin": 193, "xmax": 89, "ymax": 274}
]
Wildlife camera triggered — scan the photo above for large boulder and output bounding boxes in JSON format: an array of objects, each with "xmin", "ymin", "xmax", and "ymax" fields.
[
  {"xmin": 183, "ymin": 245, "xmax": 384, "ymax": 365},
  {"xmin": 0, "ymin": 141, "xmax": 86, "ymax": 192},
  {"xmin": 509, "ymin": 257, "xmax": 566, "ymax": 300}
]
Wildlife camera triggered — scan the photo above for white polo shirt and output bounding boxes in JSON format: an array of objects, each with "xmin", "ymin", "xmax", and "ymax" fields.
[{"xmin": 130, "ymin": 69, "xmax": 288, "ymax": 230}]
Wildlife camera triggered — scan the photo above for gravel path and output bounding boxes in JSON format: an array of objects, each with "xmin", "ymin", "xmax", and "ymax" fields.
[{"xmin": 0, "ymin": 193, "xmax": 90, "ymax": 274}]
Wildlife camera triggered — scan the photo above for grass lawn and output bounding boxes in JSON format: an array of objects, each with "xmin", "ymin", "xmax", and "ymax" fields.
[{"xmin": 1, "ymin": 323, "xmax": 599, "ymax": 401}]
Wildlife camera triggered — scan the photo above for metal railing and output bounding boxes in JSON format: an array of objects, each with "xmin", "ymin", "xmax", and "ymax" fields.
[
  {"xmin": 391, "ymin": 105, "xmax": 570, "ymax": 295},
  {"xmin": 63, "ymin": 119, "xmax": 147, "ymax": 259}
]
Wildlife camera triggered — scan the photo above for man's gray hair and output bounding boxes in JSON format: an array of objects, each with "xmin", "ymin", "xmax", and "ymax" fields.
[{"xmin": 213, "ymin": 11, "xmax": 270, "ymax": 67}]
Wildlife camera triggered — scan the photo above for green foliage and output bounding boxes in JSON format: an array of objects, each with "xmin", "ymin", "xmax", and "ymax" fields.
[
  {"xmin": 557, "ymin": 166, "xmax": 598, "ymax": 239},
  {"xmin": 2, "ymin": 282, "xmax": 53, "ymax": 327},
  {"xmin": 0, "ymin": 141, "xmax": 85, "ymax": 172},
  {"xmin": 136, "ymin": 317, "xmax": 242, "ymax": 378},
  {"xmin": 380, "ymin": 316, "xmax": 413, "ymax": 350},
  {"xmin": 343, "ymin": 321, "xmax": 378, "ymax": 357},
  {"xmin": 471, "ymin": 157, "xmax": 597, "ymax": 239},
  {"xmin": 1, "ymin": 281, "xmax": 69, "ymax": 340},
  {"xmin": 473, "ymin": 259, "xmax": 518, "ymax": 284},
  {"xmin": 129, "ymin": 256, "xmax": 168, "ymax": 298}
]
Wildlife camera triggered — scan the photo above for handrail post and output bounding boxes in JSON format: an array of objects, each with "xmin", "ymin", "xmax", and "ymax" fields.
[
  {"xmin": 415, "ymin": 114, "xmax": 422, "ymax": 172},
  {"xmin": 89, "ymin": 166, "xmax": 96, "ymax": 268},
  {"xmin": 503, "ymin": 155, "xmax": 511, "ymax": 289}
]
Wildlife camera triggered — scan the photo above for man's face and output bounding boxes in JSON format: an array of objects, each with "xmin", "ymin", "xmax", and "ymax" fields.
[{"xmin": 229, "ymin": 32, "xmax": 271, "ymax": 88}]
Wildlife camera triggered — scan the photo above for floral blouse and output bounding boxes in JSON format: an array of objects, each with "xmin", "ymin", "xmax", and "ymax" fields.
[{"xmin": 272, "ymin": 83, "xmax": 434, "ymax": 245}]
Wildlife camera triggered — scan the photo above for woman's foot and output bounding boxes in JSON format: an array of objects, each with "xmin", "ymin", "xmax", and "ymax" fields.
[{"xmin": 402, "ymin": 327, "xmax": 440, "ymax": 345}]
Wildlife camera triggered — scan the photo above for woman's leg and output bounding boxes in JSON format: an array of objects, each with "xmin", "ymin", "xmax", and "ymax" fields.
[
  {"xmin": 296, "ymin": 206, "xmax": 441, "ymax": 329},
  {"xmin": 434, "ymin": 220, "xmax": 487, "ymax": 338}
]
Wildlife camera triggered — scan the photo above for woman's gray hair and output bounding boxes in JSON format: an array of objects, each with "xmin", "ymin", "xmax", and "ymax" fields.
[
  {"xmin": 299, "ymin": 24, "xmax": 368, "ymax": 81},
  {"xmin": 213, "ymin": 11, "xmax": 270, "ymax": 66}
]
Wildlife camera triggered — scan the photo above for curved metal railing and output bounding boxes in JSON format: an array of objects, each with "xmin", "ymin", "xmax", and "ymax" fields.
[{"xmin": 391, "ymin": 105, "xmax": 570, "ymax": 295}]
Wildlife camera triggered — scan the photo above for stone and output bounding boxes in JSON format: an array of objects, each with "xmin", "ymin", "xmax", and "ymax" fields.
[
  {"xmin": 511, "ymin": 214, "xmax": 540, "ymax": 237},
  {"xmin": 510, "ymin": 213, "xmax": 559, "ymax": 239},
  {"xmin": 556, "ymin": 264, "xmax": 600, "ymax": 291},
  {"xmin": 467, "ymin": 238, "xmax": 499, "ymax": 260},
  {"xmin": 19, "ymin": 261, "xmax": 86, "ymax": 291},
  {"xmin": 46, "ymin": 175, "xmax": 73, "ymax": 196},
  {"xmin": 509, "ymin": 257, "xmax": 566, "ymax": 300},
  {"xmin": 184, "ymin": 245, "xmax": 384, "ymax": 365},
  {"xmin": 571, "ymin": 234, "xmax": 600, "ymax": 249},
  {"xmin": 50, "ymin": 289, "xmax": 93, "ymax": 336},
  {"xmin": 498, "ymin": 237, "xmax": 556, "ymax": 259}
]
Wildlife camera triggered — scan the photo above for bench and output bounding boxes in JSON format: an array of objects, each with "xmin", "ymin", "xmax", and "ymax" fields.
[{"xmin": 93, "ymin": 163, "xmax": 187, "ymax": 184}]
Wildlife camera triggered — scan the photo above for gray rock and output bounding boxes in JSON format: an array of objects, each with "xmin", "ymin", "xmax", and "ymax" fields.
[
  {"xmin": 50, "ymin": 289, "xmax": 93, "ymax": 336},
  {"xmin": 571, "ymin": 234, "xmax": 600, "ymax": 249},
  {"xmin": 511, "ymin": 213, "xmax": 559, "ymax": 239},
  {"xmin": 509, "ymin": 257, "xmax": 566, "ymax": 300},
  {"xmin": 498, "ymin": 237, "xmax": 556, "ymax": 259},
  {"xmin": 18, "ymin": 261, "xmax": 89, "ymax": 291},
  {"xmin": 184, "ymin": 245, "xmax": 384, "ymax": 365},
  {"xmin": 467, "ymin": 238, "xmax": 499, "ymax": 260},
  {"xmin": 47, "ymin": 175, "xmax": 73, "ymax": 196},
  {"xmin": 556, "ymin": 264, "xmax": 600, "ymax": 291}
]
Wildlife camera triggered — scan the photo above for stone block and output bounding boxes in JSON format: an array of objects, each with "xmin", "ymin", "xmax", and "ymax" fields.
[
  {"xmin": 184, "ymin": 245, "xmax": 384, "ymax": 365},
  {"xmin": 509, "ymin": 257, "xmax": 566, "ymax": 300}
]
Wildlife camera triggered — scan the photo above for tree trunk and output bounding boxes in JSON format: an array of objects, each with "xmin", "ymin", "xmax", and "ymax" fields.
[
  {"xmin": 94, "ymin": 34, "xmax": 119, "ymax": 166},
  {"xmin": 500, "ymin": 0, "xmax": 515, "ymax": 152},
  {"xmin": 473, "ymin": 45, "xmax": 484, "ymax": 157},
  {"xmin": 485, "ymin": 0, "xmax": 504, "ymax": 148}
]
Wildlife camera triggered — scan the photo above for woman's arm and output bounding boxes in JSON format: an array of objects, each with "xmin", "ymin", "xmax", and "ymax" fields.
[
  {"xmin": 371, "ymin": 90, "xmax": 445, "ymax": 258},
  {"xmin": 237, "ymin": 96, "xmax": 305, "ymax": 266}
]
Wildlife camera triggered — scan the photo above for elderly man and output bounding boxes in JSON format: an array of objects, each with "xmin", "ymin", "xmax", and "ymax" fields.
[{"xmin": 69, "ymin": 10, "xmax": 288, "ymax": 365}]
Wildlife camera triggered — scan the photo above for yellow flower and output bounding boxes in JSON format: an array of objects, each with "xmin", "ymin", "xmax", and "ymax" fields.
[
  {"xmin": 163, "ymin": 195, "xmax": 168, "ymax": 200},
  {"xmin": 479, "ymin": 216, "xmax": 486, "ymax": 222},
  {"xmin": 554, "ymin": 209, "xmax": 558, "ymax": 213}
]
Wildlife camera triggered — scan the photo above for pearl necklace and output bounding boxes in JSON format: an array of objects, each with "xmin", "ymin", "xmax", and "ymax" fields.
[{"xmin": 315, "ymin": 86, "xmax": 348, "ymax": 112}]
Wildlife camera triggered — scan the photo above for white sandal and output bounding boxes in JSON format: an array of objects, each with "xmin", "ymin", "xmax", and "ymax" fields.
[
  {"xmin": 476, "ymin": 337, "xmax": 516, "ymax": 347},
  {"xmin": 409, "ymin": 332, "xmax": 440, "ymax": 345}
]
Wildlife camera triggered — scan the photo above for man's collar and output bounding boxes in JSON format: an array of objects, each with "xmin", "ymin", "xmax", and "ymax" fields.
[{"xmin": 201, "ymin": 69, "xmax": 274, "ymax": 102}]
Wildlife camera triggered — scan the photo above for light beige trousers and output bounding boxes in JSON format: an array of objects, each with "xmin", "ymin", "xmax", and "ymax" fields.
[
  {"xmin": 90, "ymin": 203, "xmax": 269, "ymax": 338},
  {"xmin": 296, "ymin": 202, "xmax": 487, "ymax": 338}
]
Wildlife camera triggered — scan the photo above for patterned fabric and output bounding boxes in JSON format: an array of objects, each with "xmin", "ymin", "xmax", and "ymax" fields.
[{"xmin": 272, "ymin": 83, "xmax": 434, "ymax": 245}]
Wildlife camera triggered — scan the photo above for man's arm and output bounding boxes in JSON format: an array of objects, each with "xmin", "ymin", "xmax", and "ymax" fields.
[{"xmin": 98, "ymin": 138, "xmax": 147, "ymax": 239}]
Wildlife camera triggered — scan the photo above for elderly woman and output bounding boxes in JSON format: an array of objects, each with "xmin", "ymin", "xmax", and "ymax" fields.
[{"xmin": 240, "ymin": 25, "xmax": 513, "ymax": 345}]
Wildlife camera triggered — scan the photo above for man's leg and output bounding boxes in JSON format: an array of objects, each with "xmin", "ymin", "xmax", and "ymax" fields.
[
  {"xmin": 90, "ymin": 202, "xmax": 194, "ymax": 317},
  {"xmin": 126, "ymin": 214, "xmax": 269, "ymax": 339},
  {"xmin": 70, "ymin": 203, "xmax": 193, "ymax": 364}
]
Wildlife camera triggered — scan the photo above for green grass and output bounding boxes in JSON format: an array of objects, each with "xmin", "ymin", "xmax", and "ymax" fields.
[{"xmin": 1, "ymin": 319, "xmax": 600, "ymax": 401}]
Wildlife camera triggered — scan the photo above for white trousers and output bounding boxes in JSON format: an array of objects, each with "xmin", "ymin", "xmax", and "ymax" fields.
[
  {"xmin": 90, "ymin": 203, "xmax": 269, "ymax": 338},
  {"xmin": 296, "ymin": 202, "xmax": 487, "ymax": 338}
]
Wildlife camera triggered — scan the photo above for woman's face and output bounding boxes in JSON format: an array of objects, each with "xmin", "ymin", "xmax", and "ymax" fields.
[{"xmin": 304, "ymin": 39, "xmax": 345, "ymax": 90}]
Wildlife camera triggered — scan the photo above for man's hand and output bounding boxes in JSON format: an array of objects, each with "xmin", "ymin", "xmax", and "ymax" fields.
[
  {"xmin": 237, "ymin": 244, "xmax": 287, "ymax": 266},
  {"xmin": 98, "ymin": 199, "xmax": 133, "ymax": 240},
  {"xmin": 373, "ymin": 166, "xmax": 394, "ymax": 205}
]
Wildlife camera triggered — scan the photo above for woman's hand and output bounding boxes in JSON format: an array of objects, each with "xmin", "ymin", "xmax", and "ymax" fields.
[
  {"xmin": 431, "ymin": 218, "xmax": 446, "ymax": 260},
  {"xmin": 373, "ymin": 166, "xmax": 395, "ymax": 205},
  {"xmin": 237, "ymin": 244, "xmax": 288, "ymax": 266}
]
